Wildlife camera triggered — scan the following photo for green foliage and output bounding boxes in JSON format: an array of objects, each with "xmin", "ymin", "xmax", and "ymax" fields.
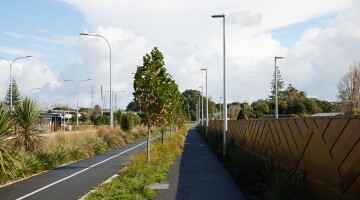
[
  {"xmin": 269, "ymin": 66, "xmax": 285, "ymax": 100},
  {"xmin": 85, "ymin": 126, "xmax": 188, "ymax": 200},
  {"xmin": 237, "ymin": 102, "xmax": 253, "ymax": 119},
  {"xmin": 115, "ymin": 109, "xmax": 122, "ymax": 125},
  {"xmin": 3, "ymin": 78, "xmax": 21, "ymax": 108},
  {"xmin": 133, "ymin": 47, "xmax": 186, "ymax": 161},
  {"xmin": 91, "ymin": 115, "xmax": 110, "ymax": 125},
  {"xmin": 126, "ymin": 101, "xmax": 140, "ymax": 112},
  {"xmin": 121, "ymin": 112, "xmax": 141, "ymax": 131},
  {"xmin": 181, "ymin": 89, "xmax": 202, "ymax": 121},
  {"xmin": 337, "ymin": 63, "xmax": 360, "ymax": 113},
  {"xmin": 14, "ymin": 97, "xmax": 42, "ymax": 152},
  {"xmin": 0, "ymin": 103, "xmax": 21, "ymax": 178}
]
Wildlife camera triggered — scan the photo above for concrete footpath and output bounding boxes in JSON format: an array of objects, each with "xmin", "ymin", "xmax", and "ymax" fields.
[{"xmin": 155, "ymin": 128, "xmax": 245, "ymax": 200}]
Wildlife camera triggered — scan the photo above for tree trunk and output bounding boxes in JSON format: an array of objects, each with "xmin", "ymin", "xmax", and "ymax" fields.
[
  {"xmin": 147, "ymin": 122, "xmax": 151, "ymax": 162},
  {"xmin": 161, "ymin": 131, "xmax": 164, "ymax": 144}
]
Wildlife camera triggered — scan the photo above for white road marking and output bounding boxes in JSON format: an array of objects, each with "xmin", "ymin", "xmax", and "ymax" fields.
[{"xmin": 16, "ymin": 136, "xmax": 158, "ymax": 200}]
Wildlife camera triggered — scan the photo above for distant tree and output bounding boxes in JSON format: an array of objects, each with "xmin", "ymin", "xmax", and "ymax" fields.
[
  {"xmin": 251, "ymin": 99, "xmax": 270, "ymax": 118},
  {"xmin": 121, "ymin": 112, "xmax": 141, "ymax": 131},
  {"xmin": 181, "ymin": 89, "xmax": 201, "ymax": 121},
  {"xmin": 337, "ymin": 63, "xmax": 360, "ymax": 113},
  {"xmin": 126, "ymin": 101, "xmax": 140, "ymax": 112},
  {"xmin": 228, "ymin": 102, "xmax": 241, "ymax": 120},
  {"xmin": 269, "ymin": 66, "xmax": 285, "ymax": 100},
  {"xmin": 3, "ymin": 78, "xmax": 21, "ymax": 108},
  {"xmin": 237, "ymin": 102, "xmax": 253, "ymax": 119}
]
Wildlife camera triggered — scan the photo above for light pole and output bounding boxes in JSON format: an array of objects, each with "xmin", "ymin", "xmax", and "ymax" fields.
[
  {"xmin": 201, "ymin": 68, "xmax": 208, "ymax": 136},
  {"xmin": 0, "ymin": 56, "xmax": 32, "ymax": 109},
  {"xmin": 212, "ymin": 14, "xmax": 227, "ymax": 156},
  {"xmin": 198, "ymin": 95, "xmax": 201, "ymax": 125},
  {"xmin": 80, "ymin": 33, "xmax": 113, "ymax": 129},
  {"xmin": 275, "ymin": 56, "xmax": 284, "ymax": 119},
  {"xmin": 64, "ymin": 79, "xmax": 91, "ymax": 126},
  {"xmin": 29, "ymin": 87, "xmax": 40, "ymax": 97},
  {"xmin": 198, "ymin": 86, "xmax": 204, "ymax": 126}
]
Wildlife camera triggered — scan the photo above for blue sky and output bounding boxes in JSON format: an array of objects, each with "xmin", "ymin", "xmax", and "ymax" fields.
[{"xmin": 0, "ymin": 0, "xmax": 358, "ymax": 109}]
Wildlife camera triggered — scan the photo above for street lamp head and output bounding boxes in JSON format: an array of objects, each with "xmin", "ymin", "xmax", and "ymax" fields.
[
  {"xmin": 79, "ymin": 33, "xmax": 90, "ymax": 36},
  {"xmin": 86, "ymin": 79, "xmax": 91, "ymax": 81},
  {"xmin": 200, "ymin": 68, "xmax": 207, "ymax": 71},
  {"xmin": 275, "ymin": 56, "xmax": 284, "ymax": 60},
  {"xmin": 212, "ymin": 14, "xmax": 225, "ymax": 18},
  {"xmin": 63, "ymin": 79, "xmax": 70, "ymax": 82},
  {"xmin": 25, "ymin": 56, "xmax": 32, "ymax": 58}
]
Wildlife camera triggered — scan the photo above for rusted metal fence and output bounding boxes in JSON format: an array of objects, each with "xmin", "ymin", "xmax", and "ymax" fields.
[{"xmin": 209, "ymin": 118, "xmax": 360, "ymax": 199}]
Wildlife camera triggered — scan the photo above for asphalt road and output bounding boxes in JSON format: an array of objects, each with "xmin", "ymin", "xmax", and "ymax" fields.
[{"xmin": 0, "ymin": 135, "xmax": 159, "ymax": 200}]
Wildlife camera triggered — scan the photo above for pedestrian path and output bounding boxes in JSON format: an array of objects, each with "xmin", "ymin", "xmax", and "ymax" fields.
[{"xmin": 155, "ymin": 128, "xmax": 245, "ymax": 200}]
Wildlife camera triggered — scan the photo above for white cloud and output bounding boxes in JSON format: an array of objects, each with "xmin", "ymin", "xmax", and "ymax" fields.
[
  {"xmin": 2, "ymin": 0, "xmax": 358, "ymax": 110},
  {"xmin": 227, "ymin": 11, "xmax": 262, "ymax": 27}
]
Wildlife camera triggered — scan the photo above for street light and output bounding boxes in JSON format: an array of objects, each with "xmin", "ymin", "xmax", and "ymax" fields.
[
  {"xmin": 275, "ymin": 56, "xmax": 284, "ymax": 119},
  {"xmin": 29, "ymin": 87, "xmax": 40, "ymax": 97},
  {"xmin": 198, "ymin": 86, "xmax": 204, "ymax": 126},
  {"xmin": 64, "ymin": 78, "xmax": 91, "ymax": 126},
  {"xmin": 201, "ymin": 68, "xmax": 208, "ymax": 136},
  {"xmin": 0, "ymin": 56, "xmax": 32, "ymax": 109},
  {"xmin": 80, "ymin": 32, "xmax": 113, "ymax": 129},
  {"xmin": 212, "ymin": 14, "xmax": 227, "ymax": 156}
]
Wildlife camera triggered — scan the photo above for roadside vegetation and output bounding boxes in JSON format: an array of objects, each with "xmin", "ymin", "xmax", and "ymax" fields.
[
  {"xmin": 85, "ymin": 126, "xmax": 188, "ymax": 200},
  {"xmin": 0, "ymin": 121, "xmax": 148, "ymax": 185}
]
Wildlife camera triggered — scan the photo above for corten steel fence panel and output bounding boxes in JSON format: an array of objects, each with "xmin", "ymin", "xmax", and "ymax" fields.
[{"xmin": 208, "ymin": 118, "xmax": 360, "ymax": 200}]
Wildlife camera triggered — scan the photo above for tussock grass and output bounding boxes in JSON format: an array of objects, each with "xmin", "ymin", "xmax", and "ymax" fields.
[
  {"xmin": 0, "ymin": 125, "xmax": 147, "ymax": 185},
  {"xmin": 85, "ymin": 126, "xmax": 189, "ymax": 200}
]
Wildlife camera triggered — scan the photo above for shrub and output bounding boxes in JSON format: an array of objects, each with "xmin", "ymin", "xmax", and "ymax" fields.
[{"xmin": 121, "ymin": 112, "xmax": 141, "ymax": 131}]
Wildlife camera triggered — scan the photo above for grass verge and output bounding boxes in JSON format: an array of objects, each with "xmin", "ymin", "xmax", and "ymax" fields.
[{"xmin": 84, "ymin": 126, "xmax": 188, "ymax": 200}]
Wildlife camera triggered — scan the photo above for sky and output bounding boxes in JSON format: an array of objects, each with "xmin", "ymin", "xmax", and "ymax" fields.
[{"xmin": 0, "ymin": 0, "xmax": 359, "ymax": 110}]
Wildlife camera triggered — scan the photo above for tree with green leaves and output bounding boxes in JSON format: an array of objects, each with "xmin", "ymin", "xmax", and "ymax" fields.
[
  {"xmin": 133, "ymin": 47, "xmax": 169, "ymax": 162},
  {"xmin": 269, "ymin": 66, "xmax": 285, "ymax": 100},
  {"xmin": 181, "ymin": 89, "xmax": 201, "ymax": 121},
  {"xmin": 13, "ymin": 97, "xmax": 42, "ymax": 151},
  {"xmin": 3, "ymin": 78, "xmax": 21, "ymax": 108}
]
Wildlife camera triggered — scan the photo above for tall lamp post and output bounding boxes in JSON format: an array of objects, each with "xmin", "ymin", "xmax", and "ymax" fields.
[
  {"xmin": 64, "ymin": 79, "xmax": 91, "ymax": 126},
  {"xmin": 275, "ymin": 56, "xmax": 284, "ymax": 119},
  {"xmin": 80, "ymin": 33, "xmax": 113, "ymax": 129},
  {"xmin": 0, "ymin": 56, "xmax": 32, "ymax": 109},
  {"xmin": 201, "ymin": 68, "xmax": 208, "ymax": 136},
  {"xmin": 29, "ymin": 87, "xmax": 40, "ymax": 97},
  {"xmin": 198, "ymin": 86, "xmax": 204, "ymax": 126},
  {"xmin": 212, "ymin": 14, "xmax": 227, "ymax": 156}
]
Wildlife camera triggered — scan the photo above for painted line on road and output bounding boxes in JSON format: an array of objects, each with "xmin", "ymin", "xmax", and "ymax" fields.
[{"xmin": 16, "ymin": 136, "xmax": 159, "ymax": 200}]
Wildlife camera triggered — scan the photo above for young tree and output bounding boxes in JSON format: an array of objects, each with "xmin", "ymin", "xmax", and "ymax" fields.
[
  {"xmin": 338, "ymin": 63, "xmax": 360, "ymax": 113},
  {"xmin": 133, "ymin": 47, "xmax": 168, "ymax": 162},
  {"xmin": 3, "ymin": 78, "xmax": 21, "ymax": 108}
]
